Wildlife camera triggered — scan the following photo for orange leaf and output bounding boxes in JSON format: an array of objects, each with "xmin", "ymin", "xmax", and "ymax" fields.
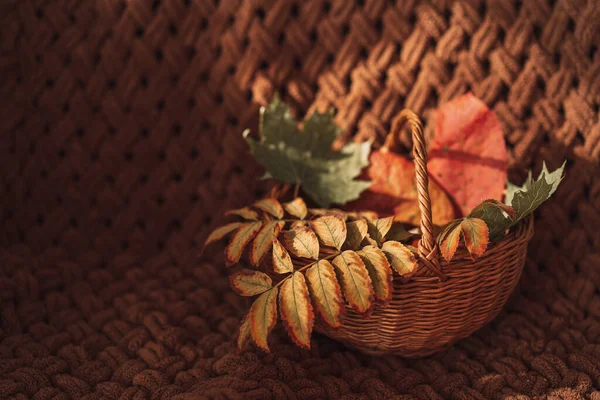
[
  {"xmin": 283, "ymin": 197, "xmax": 308, "ymax": 219},
  {"xmin": 460, "ymin": 218, "xmax": 489, "ymax": 259},
  {"xmin": 272, "ymin": 238, "xmax": 294, "ymax": 274},
  {"xmin": 230, "ymin": 269, "xmax": 273, "ymax": 296},
  {"xmin": 357, "ymin": 246, "xmax": 393, "ymax": 305},
  {"xmin": 202, "ymin": 222, "xmax": 242, "ymax": 253},
  {"xmin": 250, "ymin": 221, "xmax": 284, "ymax": 266},
  {"xmin": 225, "ymin": 207, "xmax": 259, "ymax": 220},
  {"xmin": 428, "ymin": 93, "xmax": 507, "ymax": 216},
  {"xmin": 381, "ymin": 241, "xmax": 418, "ymax": 277},
  {"xmin": 439, "ymin": 220, "xmax": 462, "ymax": 262},
  {"xmin": 345, "ymin": 150, "xmax": 456, "ymax": 226},
  {"xmin": 225, "ymin": 222, "xmax": 262, "ymax": 265},
  {"xmin": 254, "ymin": 198, "xmax": 284, "ymax": 219},
  {"xmin": 311, "ymin": 215, "xmax": 347, "ymax": 250},
  {"xmin": 305, "ymin": 260, "xmax": 344, "ymax": 328},
  {"xmin": 282, "ymin": 226, "xmax": 320, "ymax": 260},
  {"xmin": 279, "ymin": 272, "xmax": 314, "ymax": 349},
  {"xmin": 237, "ymin": 314, "xmax": 252, "ymax": 351},
  {"xmin": 249, "ymin": 288, "xmax": 278, "ymax": 352},
  {"xmin": 332, "ymin": 251, "xmax": 374, "ymax": 315}
]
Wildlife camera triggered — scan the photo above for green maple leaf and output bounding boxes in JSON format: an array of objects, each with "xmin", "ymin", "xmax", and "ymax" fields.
[
  {"xmin": 506, "ymin": 161, "xmax": 566, "ymax": 225},
  {"xmin": 244, "ymin": 97, "xmax": 372, "ymax": 207}
]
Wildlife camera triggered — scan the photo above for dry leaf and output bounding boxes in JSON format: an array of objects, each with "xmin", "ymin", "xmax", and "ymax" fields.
[
  {"xmin": 225, "ymin": 207, "xmax": 259, "ymax": 220},
  {"xmin": 272, "ymin": 238, "xmax": 294, "ymax": 274},
  {"xmin": 309, "ymin": 208, "xmax": 348, "ymax": 220},
  {"xmin": 428, "ymin": 93, "xmax": 507, "ymax": 216},
  {"xmin": 311, "ymin": 215, "xmax": 347, "ymax": 250},
  {"xmin": 345, "ymin": 151, "xmax": 456, "ymax": 226},
  {"xmin": 225, "ymin": 222, "xmax": 263, "ymax": 265},
  {"xmin": 305, "ymin": 260, "xmax": 344, "ymax": 328},
  {"xmin": 254, "ymin": 198, "xmax": 284, "ymax": 219},
  {"xmin": 381, "ymin": 241, "xmax": 418, "ymax": 276},
  {"xmin": 366, "ymin": 216, "xmax": 394, "ymax": 245},
  {"xmin": 203, "ymin": 222, "xmax": 242, "ymax": 252},
  {"xmin": 357, "ymin": 245, "xmax": 393, "ymax": 306},
  {"xmin": 237, "ymin": 314, "xmax": 252, "ymax": 351},
  {"xmin": 344, "ymin": 219, "xmax": 368, "ymax": 250},
  {"xmin": 250, "ymin": 221, "xmax": 284, "ymax": 266},
  {"xmin": 283, "ymin": 227, "xmax": 320, "ymax": 260},
  {"xmin": 460, "ymin": 218, "xmax": 489, "ymax": 259},
  {"xmin": 283, "ymin": 197, "xmax": 308, "ymax": 219},
  {"xmin": 332, "ymin": 251, "xmax": 374, "ymax": 314},
  {"xmin": 439, "ymin": 220, "xmax": 462, "ymax": 262},
  {"xmin": 230, "ymin": 269, "xmax": 273, "ymax": 296},
  {"xmin": 279, "ymin": 272, "xmax": 315, "ymax": 349},
  {"xmin": 249, "ymin": 287, "xmax": 278, "ymax": 352}
]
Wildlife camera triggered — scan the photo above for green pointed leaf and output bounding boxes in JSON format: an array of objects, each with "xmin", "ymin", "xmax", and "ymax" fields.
[
  {"xmin": 507, "ymin": 161, "xmax": 565, "ymax": 225},
  {"xmin": 468, "ymin": 199, "xmax": 515, "ymax": 240},
  {"xmin": 244, "ymin": 98, "xmax": 372, "ymax": 207}
]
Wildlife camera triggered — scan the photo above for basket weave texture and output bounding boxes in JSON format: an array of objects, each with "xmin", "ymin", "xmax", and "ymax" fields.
[{"xmin": 2, "ymin": 0, "xmax": 600, "ymax": 398}]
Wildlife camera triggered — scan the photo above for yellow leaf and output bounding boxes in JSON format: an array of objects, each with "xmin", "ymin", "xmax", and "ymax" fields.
[
  {"xmin": 357, "ymin": 245, "xmax": 393, "ymax": 305},
  {"xmin": 283, "ymin": 197, "xmax": 307, "ymax": 219},
  {"xmin": 332, "ymin": 250, "xmax": 374, "ymax": 314},
  {"xmin": 202, "ymin": 222, "xmax": 242, "ymax": 253},
  {"xmin": 254, "ymin": 198, "xmax": 284, "ymax": 219},
  {"xmin": 460, "ymin": 218, "xmax": 489, "ymax": 259},
  {"xmin": 272, "ymin": 238, "xmax": 294, "ymax": 274},
  {"xmin": 311, "ymin": 215, "xmax": 347, "ymax": 250},
  {"xmin": 237, "ymin": 314, "xmax": 251, "ymax": 351},
  {"xmin": 381, "ymin": 241, "xmax": 418, "ymax": 276},
  {"xmin": 344, "ymin": 219, "xmax": 368, "ymax": 250},
  {"xmin": 279, "ymin": 272, "xmax": 314, "ymax": 349},
  {"xmin": 439, "ymin": 220, "xmax": 461, "ymax": 262},
  {"xmin": 283, "ymin": 227, "xmax": 320, "ymax": 260},
  {"xmin": 367, "ymin": 216, "xmax": 394, "ymax": 244},
  {"xmin": 250, "ymin": 221, "xmax": 284, "ymax": 266},
  {"xmin": 225, "ymin": 222, "xmax": 262, "ymax": 265},
  {"xmin": 249, "ymin": 287, "xmax": 278, "ymax": 352},
  {"xmin": 225, "ymin": 207, "xmax": 259, "ymax": 220},
  {"xmin": 230, "ymin": 269, "xmax": 273, "ymax": 296},
  {"xmin": 305, "ymin": 260, "xmax": 344, "ymax": 328}
]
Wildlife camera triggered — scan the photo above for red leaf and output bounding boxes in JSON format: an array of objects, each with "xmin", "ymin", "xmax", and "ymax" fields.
[
  {"xmin": 345, "ymin": 150, "xmax": 456, "ymax": 226},
  {"xmin": 428, "ymin": 93, "xmax": 507, "ymax": 216}
]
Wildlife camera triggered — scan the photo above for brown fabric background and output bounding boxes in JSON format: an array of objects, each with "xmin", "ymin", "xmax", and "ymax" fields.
[{"xmin": 2, "ymin": 0, "xmax": 600, "ymax": 398}]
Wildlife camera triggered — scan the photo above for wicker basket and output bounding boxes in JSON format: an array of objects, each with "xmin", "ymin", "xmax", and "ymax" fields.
[{"xmin": 315, "ymin": 110, "xmax": 535, "ymax": 358}]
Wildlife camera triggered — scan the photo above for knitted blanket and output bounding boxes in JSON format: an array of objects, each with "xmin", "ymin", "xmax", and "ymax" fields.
[{"xmin": 2, "ymin": 1, "xmax": 600, "ymax": 398}]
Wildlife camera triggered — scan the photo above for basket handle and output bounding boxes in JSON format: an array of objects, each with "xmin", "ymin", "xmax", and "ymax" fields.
[{"xmin": 385, "ymin": 110, "xmax": 447, "ymax": 281}]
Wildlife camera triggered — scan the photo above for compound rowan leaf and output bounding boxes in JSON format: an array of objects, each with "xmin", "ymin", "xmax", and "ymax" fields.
[
  {"xmin": 230, "ymin": 269, "xmax": 273, "ymax": 296},
  {"xmin": 305, "ymin": 260, "xmax": 344, "ymax": 328},
  {"xmin": 225, "ymin": 222, "xmax": 262, "ymax": 265},
  {"xmin": 438, "ymin": 220, "xmax": 462, "ymax": 262},
  {"xmin": 366, "ymin": 216, "xmax": 394, "ymax": 245},
  {"xmin": 244, "ymin": 97, "xmax": 371, "ymax": 207},
  {"xmin": 332, "ymin": 250, "xmax": 373, "ymax": 314},
  {"xmin": 468, "ymin": 199, "xmax": 515, "ymax": 240},
  {"xmin": 381, "ymin": 241, "xmax": 418, "ymax": 276},
  {"xmin": 311, "ymin": 215, "xmax": 347, "ymax": 250},
  {"xmin": 272, "ymin": 238, "xmax": 294, "ymax": 274},
  {"xmin": 460, "ymin": 218, "xmax": 489, "ymax": 259},
  {"xmin": 250, "ymin": 221, "xmax": 284, "ymax": 266},
  {"xmin": 283, "ymin": 197, "xmax": 308, "ymax": 219},
  {"xmin": 428, "ymin": 93, "xmax": 507, "ymax": 216},
  {"xmin": 225, "ymin": 207, "xmax": 259, "ymax": 220},
  {"xmin": 279, "ymin": 272, "xmax": 314, "ymax": 349},
  {"xmin": 344, "ymin": 150, "xmax": 456, "ymax": 226},
  {"xmin": 202, "ymin": 222, "xmax": 242, "ymax": 253},
  {"xmin": 357, "ymin": 245, "xmax": 393, "ymax": 306},
  {"xmin": 254, "ymin": 198, "xmax": 284, "ymax": 219},
  {"xmin": 344, "ymin": 219, "xmax": 368, "ymax": 250},
  {"xmin": 249, "ymin": 287, "xmax": 278, "ymax": 352},
  {"xmin": 237, "ymin": 314, "xmax": 252, "ymax": 351},
  {"xmin": 507, "ymin": 161, "xmax": 566, "ymax": 224},
  {"xmin": 283, "ymin": 226, "xmax": 320, "ymax": 260}
]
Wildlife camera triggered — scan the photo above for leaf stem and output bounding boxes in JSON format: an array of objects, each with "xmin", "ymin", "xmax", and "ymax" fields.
[{"xmin": 293, "ymin": 181, "xmax": 301, "ymax": 198}]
